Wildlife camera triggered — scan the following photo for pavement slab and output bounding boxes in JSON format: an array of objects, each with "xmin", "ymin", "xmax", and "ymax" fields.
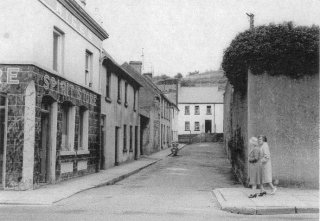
[{"xmin": 212, "ymin": 187, "xmax": 319, "ymax": 215}]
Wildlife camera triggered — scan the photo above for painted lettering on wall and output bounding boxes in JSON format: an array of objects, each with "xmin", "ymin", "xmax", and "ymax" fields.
[
  {"xmin": 0, "ymin": 68, "xmax": 20, "ymax": 85},
  {"xmin": 43, "ymin": 74, "xmax": 97, "ymax": 106}
]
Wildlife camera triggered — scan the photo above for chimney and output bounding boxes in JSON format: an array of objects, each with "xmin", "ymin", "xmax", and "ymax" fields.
[
  {"xmin": 143, "ymin": 72, "xmax": 153, "ymax": 79},
  {"xmin": 129, "ymin": 61, "xmax": 142, "ymax": 74}
]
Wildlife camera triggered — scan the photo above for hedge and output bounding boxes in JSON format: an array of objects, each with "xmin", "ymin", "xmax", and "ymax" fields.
[{"xmin": 222, "ymin": 22, "xmax": 319, "ymax": 90}]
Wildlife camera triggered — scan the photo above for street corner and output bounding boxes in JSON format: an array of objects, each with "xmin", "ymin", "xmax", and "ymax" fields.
[{"xmin": 212, "ymin": 188, "xmax": 257, "ymax": 215}]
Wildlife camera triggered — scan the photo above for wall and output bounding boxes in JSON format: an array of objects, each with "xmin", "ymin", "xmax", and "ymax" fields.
[
  {"xmin": 248, "ymin": 71, "xmax": 319, "ymax": 188},
  {"xmin": 223, "ymin": 82, "xmax": 248, "ymax": 184}
]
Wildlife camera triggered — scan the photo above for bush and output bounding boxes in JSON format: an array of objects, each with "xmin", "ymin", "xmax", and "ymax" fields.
[{"xmin": 222, "ymin": 22, "xmax": 319, "ymax": 91}]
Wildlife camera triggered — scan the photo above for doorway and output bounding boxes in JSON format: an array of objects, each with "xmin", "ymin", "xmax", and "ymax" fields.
[
  {"xmin": 205, "ymin": 120, "xmax": 212, "ymax": 133},
  {"xmin": 115, "ymin": 127, "xmax": 119, "ymax": 166},
  {"xmin": 0, "ymin": 94, "xmax": 7, "ymax": 188},
  {"xmin": 134, "ymin": 126, "xmax": 138, "ymax": 160},
  {"xmin": 39, "ymin": 108, "xmax": 50, "ymax": 183},
  {"xmin": 100, "ymin": 115, "xmax": 106, "ymax": 169}
]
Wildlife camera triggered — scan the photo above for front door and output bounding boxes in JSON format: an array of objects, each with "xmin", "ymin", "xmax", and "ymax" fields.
[
  {"xmin": 39, "ymin": 111, "xmax": 50, "ymax": 183},
  {"xmin": 134, "ymin": 126, "xmax": 138, "ymax": 160},
  {"xmin": 205, "ymin": 120, "xmax": 212, "ymax": 133},
  {"xmin": 0, "ymin": 94, "xmax": 6, "ymax": 188},
  {"xmin": 100, "ymin": 115, "xmax": 106, "ymax": 169},
  {"xmin": 115, "ymin": 127, "xmax": 119, "ymax": 166}
]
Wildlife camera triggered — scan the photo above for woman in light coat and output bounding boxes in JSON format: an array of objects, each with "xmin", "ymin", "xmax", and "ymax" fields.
[
  {"xmin": 258, "ymin": 135, "xmax": 277, "ymax": 195},
  {"xmin": 248, "ymin": 137, "xmax": 264, "ymax": 198}
]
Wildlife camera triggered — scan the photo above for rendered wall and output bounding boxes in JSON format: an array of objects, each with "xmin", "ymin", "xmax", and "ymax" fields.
[{"xmin": 248, "ymin": 72, "xmax": 319, "ymax": 188}]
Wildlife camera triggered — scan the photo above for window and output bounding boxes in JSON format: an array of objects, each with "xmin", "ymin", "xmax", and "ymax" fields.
[
  {"xmin": 117, "ymin": 77, "xmax": 121, "ymax": 103},
  {"xmin": 206, "ymin": 106, "xmax": 212, "ymax": 115},
  {"xmin": 195, "ymin": 122, "xmax": 200, "ymax": 131},
  {"xmin": 185, "ymin": 121, "xmax": 190, "ymax": 131},
  {"xmin": 195, "ymin": 106, "xmax": 200, "ymax": 115},
  {"xmin": 123, "ymin": 124, "xmax": 127, "ymax": 152},
  {"xmin": 78, "ymin": 107, "xmax": 89, "ymax": 151},
  {"xmin": 124, "ymin": 82, "xmax": 128, "ymax": 107},
  {"xmin": 185, "ymin": 106, "xmax": 190, "ymax": 115},
  {"xmin": 133, "ymin": 89, "xmax": 136, "ymax": 111},
  {"xmin": 61, "ymin": 102, "xmax": 75, "ymax": 151},
  {"xmin": 106, "ymin": 69, "xmax": 111, "ymax": 99},
  {"xmin": 53, "ymin": 28, "xmax": 64, "ymax": 73},
  {"xmin": 129, "ymin": 126, "xmax": 133, "ymax": 152},
  {"xmin": 85, "ymin": 50, "xmax": 92, "ymax": 87},
  {"xmin": 0, "ymin": 95, "xmax": 6, "ymax": 166}
]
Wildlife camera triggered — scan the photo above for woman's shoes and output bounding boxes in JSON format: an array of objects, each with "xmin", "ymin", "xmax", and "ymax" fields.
[
  {"xmin": 258, "ymin": 191, "xmax": 267, "ymax": 197},
  {"xmin": 248, "ymin": 193, "xmax": 258, "ymax": 198},
  {"xmin": 270, "ymin": 187, "xmax": 277, "ymax": 195}
]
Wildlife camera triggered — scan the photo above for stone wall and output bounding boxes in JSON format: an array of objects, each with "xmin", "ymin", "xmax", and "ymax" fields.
[
  {"xmin": 248, "ymin": 72, "xmax": 319, "ymax": 188},
  {"xmin": 223, "ymin": 81, "xmax": 249, "ymax": 185}
]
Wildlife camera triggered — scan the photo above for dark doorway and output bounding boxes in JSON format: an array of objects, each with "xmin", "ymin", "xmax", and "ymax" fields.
[
  {"xmin": 0, "ymin": 94, "xmax": 6, "ymax": 188},
  {"xmin": 205, "ymin": 120, "xmax": 212, "ymax": 133},
  {"xmin": 39, "ymin": 109, "xmax": 50, "ymax": 183},
  {"xmin": 100, "ymin": 115, "xmax": 106, "ymax": 169},
  {"xmin": 115, "ymin": 127, "xmax": 119, "ymax": 166},
  {"xmin": 134, "ymin": 126, "xmax": 138, "ymax": 160}
]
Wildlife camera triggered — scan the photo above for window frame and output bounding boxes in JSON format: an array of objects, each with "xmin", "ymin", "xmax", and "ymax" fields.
[
  {"xmin": 78, "ymin": 106, "xmax": 89, "ymax": 152},
  {"xmin": 206, "ymin": 105, "xmax": 212, "ymax": 115},
  {"xmin": 123, "ymin": 124, "xmax": 127, "ymax": 152},
  {"xmin": 184, "ymin": 106, "xmax": 190, "ymax": 115},
  {"xmin": 53, "ymin": 27, "xmax": 64, "ymax": 74},
  {"xmin": 61, "ymin": 102, "xmax": 75, "ymax": 152},
  {"xmin": 106, "ymin": 69, "xmax": 111, "ymax": 101},
  {"xmin": 195, "ymin": 106, "xmax": 200, "ymax": 115},
  {"xmin": 194, "ymin": 121, "xmax": 200, "ymax": 131},
  {"xmin": 85, "ymin": 50, "xmax": 93, "ymax": 87},
  {"xmin": 185, "ymin": 121, "xmax": 190, "ymax": 131},
  {"xmin": 117, "ymin": 77, "xmax": 121, "ymax": 104}
]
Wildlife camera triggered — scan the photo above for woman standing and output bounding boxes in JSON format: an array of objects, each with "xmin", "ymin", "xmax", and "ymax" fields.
[
  {"xmin": 248, "ymin": 137, "xmax": 264, "ymax": 198},
  {"xmin": 258, "ymin": 135, "xmax": 277, "ymax": 195}
]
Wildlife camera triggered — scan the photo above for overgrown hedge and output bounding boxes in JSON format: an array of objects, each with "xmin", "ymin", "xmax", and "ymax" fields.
[{"xmin": 222, "ymin": 22, "xmax": 319, "ymax": 90}]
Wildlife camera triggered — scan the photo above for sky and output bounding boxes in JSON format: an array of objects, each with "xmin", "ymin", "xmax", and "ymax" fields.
[{"xmin": 85, "ymin": 0, "xmax": 320, "ymax": 77}]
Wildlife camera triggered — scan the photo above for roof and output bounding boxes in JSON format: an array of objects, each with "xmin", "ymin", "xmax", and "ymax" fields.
[{"xmin": 178, "ymin": 87, "xmax": 224, "ymax": 103}]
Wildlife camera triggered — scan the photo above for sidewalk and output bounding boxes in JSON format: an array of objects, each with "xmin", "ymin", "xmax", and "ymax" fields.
[
  {"xmin": 213, "ymin": 187, "xmax": 319, "ymax": 215},
  {"xmin": 0, "ymin": 144, "xmax": 185, "ymax": 206}
]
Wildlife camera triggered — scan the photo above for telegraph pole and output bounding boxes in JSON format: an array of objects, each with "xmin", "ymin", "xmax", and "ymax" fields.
[{"xmin": 246, "ymin": 13, "xmax": 254, "ymax": 30}]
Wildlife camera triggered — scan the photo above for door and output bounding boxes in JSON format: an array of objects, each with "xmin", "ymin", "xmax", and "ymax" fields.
[
  {"xmin": 205, "ymin": 120, "xmax": 212, "ymax": 133},
  {"xmin": 100, "ymin": 115, "xmax": 105, "ymax": 169},
  {"xmin": 134, "ymin": 126, "xmax": 138, "ymax": 160},
  {"xmin": 115, "ymin": 127, "xmax": 119, "ymax": 166},
  {"xmin": 39, "ymin": 111, "xmax": 50, "ymax": 183},
  {"xmin": 0, "ymin": 95, "xmax": 6, "ymax": 188}
]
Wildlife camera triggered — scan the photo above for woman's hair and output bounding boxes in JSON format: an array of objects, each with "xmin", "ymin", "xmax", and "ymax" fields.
[
  {"xmin": 249, "ymin": 137, "xmax": 258, "ymax": 146},
  {"xmin": 258, "ymin": 135, "xmax": 267, "ymax": 142}
]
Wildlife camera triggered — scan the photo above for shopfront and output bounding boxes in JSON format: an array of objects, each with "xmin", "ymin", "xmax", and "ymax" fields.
[{"xmin": 0, "ymin": 64, "xmax": 101, "ymax": 190}]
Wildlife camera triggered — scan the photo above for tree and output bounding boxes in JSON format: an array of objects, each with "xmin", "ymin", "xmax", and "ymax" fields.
[{"xmin": 174, "ymin": 73, "xmax": 183, "ymax": 79}]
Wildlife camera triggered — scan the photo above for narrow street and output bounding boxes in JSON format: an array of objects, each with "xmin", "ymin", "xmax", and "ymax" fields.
[{"xmin": 0, "ymin": 143, "xmax": 317, "ymax": 221}]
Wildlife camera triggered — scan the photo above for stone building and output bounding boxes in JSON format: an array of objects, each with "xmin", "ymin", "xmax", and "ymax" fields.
[
  {"xmin": 0, "ymin": 0, "xmax": 108, "ymax": 189},
  {"xmin": 121, "ymin": 62, "xmax": 174, "ymax": 155},
  {"xmin": 100, "ymin": 52, "xmax": 141, "ymax": 169},
  {"xmin": 178, "ymin": 87, "xmax": 224, "ymax": 136},
  {"xmin": 224, "ymin": 71, "xmax": 319, "ymax": 188}
]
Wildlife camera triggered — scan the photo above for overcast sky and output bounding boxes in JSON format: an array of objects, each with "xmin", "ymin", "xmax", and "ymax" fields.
[{"xmin": 86, "ymin": 0, "xmax": 320, "ymax": 77}]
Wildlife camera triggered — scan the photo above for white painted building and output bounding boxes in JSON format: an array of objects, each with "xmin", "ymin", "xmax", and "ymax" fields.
[{"xmin": 178, "ymin": 87, "xmax": 224, "ymax": 135}]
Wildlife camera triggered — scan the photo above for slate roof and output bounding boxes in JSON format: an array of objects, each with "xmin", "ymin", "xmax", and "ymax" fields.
[{"xmin": 178, "ymin": 87, "xmax": 224, "ymax": 103}]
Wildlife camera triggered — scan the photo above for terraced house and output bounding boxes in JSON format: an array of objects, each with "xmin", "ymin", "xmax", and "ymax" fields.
[{"xmin": 0, "ymin": 0, "xmax": 108, "ymax": 189}]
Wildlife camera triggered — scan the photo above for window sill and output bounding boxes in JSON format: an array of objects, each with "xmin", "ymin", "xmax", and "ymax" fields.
[
  {"xmin": 77, "ymin": 150, "xmax": 90, "ymax": 155},
  {"xmin": 124, "ymin": 102, "xmax": 128, "ymax": 108},
  {"xmin": 105, "ymin": 97, "xmax": 112, "ymax": 103},
  {"xmin": 60, "ymin": 150, "xmax": 76, "ymax": 156},
  {"xmin": 123, "ymin": 149, "xmax": 128, "ymax": 153},
  {"xmin": 129, "ymin": 150, "xmax": 133, "ymax": 152},
  {"xmin": 117, "ymin": 99, "xmax": 122, "ymax": 104}
]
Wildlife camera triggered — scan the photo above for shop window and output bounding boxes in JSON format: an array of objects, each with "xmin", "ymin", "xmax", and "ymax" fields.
[
  {"xmin": 123, "ymin": 124, "xmax": 127, "ymax": 152},
  {"xmin": 78, "ymin": 106, "xmax": 89, "ymax": 151},
  {"xmin": 195, "ymin": 122, "xmax": 200, "ymax": 131},
  {"xmin": 206, "ymin": 106, "xmax": 212, "ymax": 115},
  {"xmin": 85, "ymin": 50, "xmax": 92, "ymax": 87},
  {"xmin": 61, "ymin": 102, "xmax": 75, "ymax": 151},
  {"xmin": 185, "ymin": 106, "xmax": 190, "ymax": 115},
  {"xmin": 195, "ymin": 106, "xmax": 200, "ymax": 115},
  {"xmin": 185, "ymin": 121, "xmax": 190, "ymax": 131},
  {"xmin": 53, "ymin": 27, "xmax": 64, "ymax": 73}
]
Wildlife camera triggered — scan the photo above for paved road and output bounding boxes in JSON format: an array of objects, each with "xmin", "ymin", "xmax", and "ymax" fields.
[{"xmin": 0, "ymin": 143, "xmax": 318, "ymax": 221}]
